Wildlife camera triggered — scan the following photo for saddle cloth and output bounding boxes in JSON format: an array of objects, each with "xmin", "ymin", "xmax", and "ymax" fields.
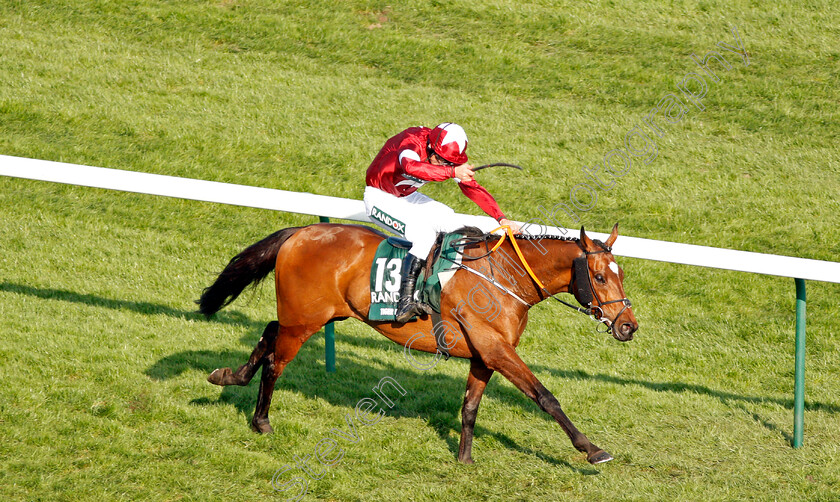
[{"xmin": 368, "ymin": 232, "xmax": 465, "ymax": 321}]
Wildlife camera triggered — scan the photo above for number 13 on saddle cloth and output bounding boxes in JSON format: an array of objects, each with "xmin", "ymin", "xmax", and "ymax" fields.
[{"xmin": 368, "ymin": 232, "xmax": 466, "ymax": 321}]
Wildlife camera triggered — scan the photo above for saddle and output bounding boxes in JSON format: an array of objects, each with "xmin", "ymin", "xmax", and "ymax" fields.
[{"xmin": 367, "ymin": 232, "xmax": 465, "ymax": 322}]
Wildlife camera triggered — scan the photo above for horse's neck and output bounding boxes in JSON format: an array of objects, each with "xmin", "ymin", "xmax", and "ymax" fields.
[{"xmin": 516, "ymin": 238, "xmax": 580, "ymax": 301}]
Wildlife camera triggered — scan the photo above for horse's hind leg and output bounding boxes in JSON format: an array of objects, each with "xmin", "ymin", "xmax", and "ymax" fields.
[
  {"xmin": 208, "ymin": 321, "xmax": 279, "ymax": 386},
  {"xmin": 251, "ymin": 323, "xmax": 322, "ymax": 434}
]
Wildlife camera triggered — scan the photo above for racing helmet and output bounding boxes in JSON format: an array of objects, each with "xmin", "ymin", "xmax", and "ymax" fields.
[{"xmin": 428, "ymin": 123, "xmax": 468, "ymax": 165}]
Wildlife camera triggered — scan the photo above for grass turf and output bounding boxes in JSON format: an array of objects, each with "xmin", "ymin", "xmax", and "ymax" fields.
[{"xmin": 1, "ymin": 1, "xmax": 839, "ymax": 500}]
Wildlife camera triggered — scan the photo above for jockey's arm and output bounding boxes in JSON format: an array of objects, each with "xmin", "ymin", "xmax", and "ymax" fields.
[
  {"xmin": 458, "ymin": 179, "xmax": 509, "ymax": 225},
  {"xmin": 450, "ymin": 163, "xmax": 520, "ymax": 233},
  {"xmin": 399, "ymin": 149, "xmax": 452, "ymax": 182},
  {"xmin": 456, "ymin": 180, "xmax": 519, "ymax": 233}
]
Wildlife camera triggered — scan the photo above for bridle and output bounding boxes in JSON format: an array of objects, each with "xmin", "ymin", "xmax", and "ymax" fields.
[{"xmin": 563, "ymin": 240, "xmax": 633, "ymax": 334}]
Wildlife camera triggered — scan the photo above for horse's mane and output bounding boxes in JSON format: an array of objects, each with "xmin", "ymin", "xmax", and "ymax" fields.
[
  {"xmin": 515, "ymin": 233, "xmax": 579, "ymax": 242},
  {"xmin": 453, "ymin": 225, "xmax": 580, "ymax": 242}
]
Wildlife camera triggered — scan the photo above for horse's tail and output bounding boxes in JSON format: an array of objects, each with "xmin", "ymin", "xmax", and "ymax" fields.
[{"xmin": 197, "ymin": 227, "xmax": 303, "ymax": 317}]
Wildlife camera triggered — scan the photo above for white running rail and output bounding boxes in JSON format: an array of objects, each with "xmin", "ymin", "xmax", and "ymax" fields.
[{"xmin": 2, "ymin": 154, "xmax": 839, "ymax": 283}]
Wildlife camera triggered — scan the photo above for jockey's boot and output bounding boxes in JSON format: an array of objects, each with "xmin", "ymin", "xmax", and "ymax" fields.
[{"xmin": 395, "ymin": 254, "xmax": 426, "ymax": 324}]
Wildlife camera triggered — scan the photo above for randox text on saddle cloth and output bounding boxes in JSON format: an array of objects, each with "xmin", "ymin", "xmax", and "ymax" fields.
[{"xmin": 369, "ymin": 206, "xmax": 406, "ymax": 234}]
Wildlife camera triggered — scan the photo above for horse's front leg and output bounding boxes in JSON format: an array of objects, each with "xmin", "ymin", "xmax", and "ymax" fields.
[
  {"xmin": 482, "ymin": 343, "xmax": 613, "ymax": 464},
  {"xmin": 458, "ymin": 359, "xmax": 494, "ymax": 464}
]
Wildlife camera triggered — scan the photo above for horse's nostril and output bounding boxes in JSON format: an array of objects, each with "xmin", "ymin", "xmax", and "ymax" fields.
[{"xmin": 621, "ymin": 323, "xmax": 636, "ymax": 336}]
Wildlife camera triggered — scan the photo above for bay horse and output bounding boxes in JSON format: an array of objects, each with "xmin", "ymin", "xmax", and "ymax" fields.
[{"xmin": 197, "ymin": 222, "xmax": 637, "ymax": 464}]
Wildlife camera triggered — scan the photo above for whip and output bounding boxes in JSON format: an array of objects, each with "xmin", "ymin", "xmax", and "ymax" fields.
[{"xmin": 472, "ymin": 162, "xmax": 523, "ymax": 172}]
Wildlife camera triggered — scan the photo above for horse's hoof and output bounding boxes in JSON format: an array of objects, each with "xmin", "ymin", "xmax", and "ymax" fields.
[
  {"xmin": 458, "ymin": 457, "xmax": 475, "ymax": 465},
  {"xmin": 207, "ymin": 368, "xmax": 231, "ymax": 386},
  {"xmin": 587, "ymin": 450, "xmax": 614, "ymax": 464},
  {"xmin": 251, "ymin": 419, "xmax": 273, "ymax": 434}
]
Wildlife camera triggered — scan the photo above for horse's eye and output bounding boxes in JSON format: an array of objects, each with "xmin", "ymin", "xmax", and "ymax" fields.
[{"xmin": 595, "ymin": 274, "xmax": 606, "ymax": 284}]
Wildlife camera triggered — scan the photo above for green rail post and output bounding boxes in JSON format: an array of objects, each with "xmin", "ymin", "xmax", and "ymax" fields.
[
  {"xmin": 793, "ymin": 278, "xmax": 806, "ymax": 448},
  {"xmin": 319, "ymin": 216, "xmax": 336, "ymax": 373}
]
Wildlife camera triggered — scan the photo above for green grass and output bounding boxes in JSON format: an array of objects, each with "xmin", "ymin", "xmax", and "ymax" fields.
[{"xmin": 1, "ymin": 0, "xmax": 839, "ymax": 500}]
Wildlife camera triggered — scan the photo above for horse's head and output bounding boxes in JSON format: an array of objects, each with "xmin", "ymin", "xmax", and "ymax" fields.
[{"xmin": 572, "ymin": 224, "xmax": 638, "ymax": 341}]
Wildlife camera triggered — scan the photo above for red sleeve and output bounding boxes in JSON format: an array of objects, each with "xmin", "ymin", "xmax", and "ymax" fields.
[
  {"xmin": 458, "ymin": 180, "xmax": 506, "ymax": 221},
  {"xmin": 400, "ymin": 155, "xmax": 452, "ymax": 182}
]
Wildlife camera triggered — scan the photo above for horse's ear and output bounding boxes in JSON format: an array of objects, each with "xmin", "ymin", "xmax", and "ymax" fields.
[
  {"xmin": 580, "ymin": 226, "xmax": 596, "ymax": 250},
  {"xmin": 605, "ymin": 222, "xmax": 619, "ymax": 248}
]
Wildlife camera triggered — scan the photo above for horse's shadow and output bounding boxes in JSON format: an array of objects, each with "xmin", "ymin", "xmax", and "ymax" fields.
[
  {"xmin": 0, "ymin": 281, "xmax": 263, "ymax": 330},
  {"xmin": 147, "ymin": 316, "xmax": 840, "ymax": 462},
  {"xmin": 146, "ymin": 319, "xmax": 598, "ymax": 473},
  {"xmin": 6, "ymin": 281, "xmax": 830, "ymax": 456}
]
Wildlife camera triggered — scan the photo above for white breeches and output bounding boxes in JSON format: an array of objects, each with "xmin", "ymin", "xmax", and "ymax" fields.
[{"xmin": 364, "ymin": 186, "xmax": 478, "ymax": 259}]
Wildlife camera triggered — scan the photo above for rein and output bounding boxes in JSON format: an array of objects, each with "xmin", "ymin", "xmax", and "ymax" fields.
[{"xmin": 450, "ymin": 226, "xmax": 631, "ymax": 332}]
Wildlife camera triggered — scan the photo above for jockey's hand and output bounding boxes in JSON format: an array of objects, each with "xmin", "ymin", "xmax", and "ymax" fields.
[
  {"xmin": 499, "ymin": 218, "xmax": 521, "ymax": 234},
  {"xmin": 454, "ymin": 163, "xmax": 475, "ymax": 183}
]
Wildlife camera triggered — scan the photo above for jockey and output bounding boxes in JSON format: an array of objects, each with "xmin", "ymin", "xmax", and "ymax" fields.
[{"xmin": 364, "ymin": 123, "xmax": 520, "ymax": 323}]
